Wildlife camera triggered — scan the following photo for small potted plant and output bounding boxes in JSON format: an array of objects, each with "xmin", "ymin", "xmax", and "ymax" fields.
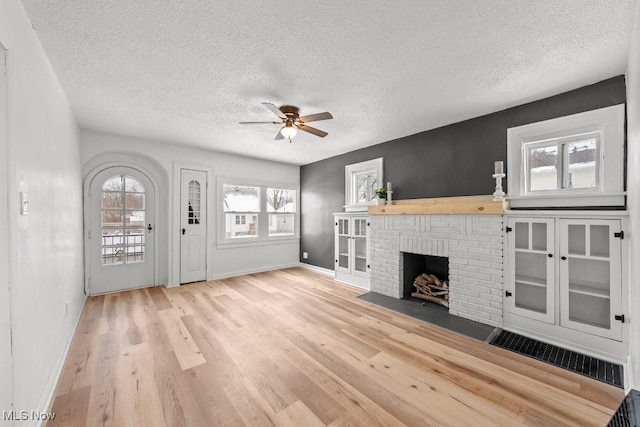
[{"xmin": 374, "ymin": 187, "xmax": 387, "ymax": 205}]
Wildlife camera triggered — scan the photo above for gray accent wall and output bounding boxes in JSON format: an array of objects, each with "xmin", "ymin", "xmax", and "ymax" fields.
[{"xmin": 300, "ymin": 76, "xmax": 626, "ymax": 270}]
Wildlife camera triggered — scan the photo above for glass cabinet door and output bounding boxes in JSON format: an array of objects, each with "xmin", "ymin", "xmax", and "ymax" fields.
[
  {"xmin": 507, "ymin": 218, "xmax": 555, "ymax": 323},
  {"xmin": 353, "ymin": 218, "xmax": 368, "ymax": 276},
  {"xmin": 559, "ymin": 219, "xmax": 622, "ymax": 340},
  {"xmin": 336, "ymin": 218, "xmax": 350, "ymax": 272}
]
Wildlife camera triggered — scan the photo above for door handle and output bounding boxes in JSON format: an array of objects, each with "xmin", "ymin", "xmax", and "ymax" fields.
[
  {"xmin": 182, "ymin": 228, "xmax": 186, "ymax": 235},
  {"xmin": 147, "ymin": 224, "xmax": 153, "ymax": 232}
]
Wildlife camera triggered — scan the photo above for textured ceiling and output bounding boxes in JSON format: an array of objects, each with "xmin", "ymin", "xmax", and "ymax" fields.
[{"xmin": 20, "ymin": 0, "xmax": 638, "ymax": 165}]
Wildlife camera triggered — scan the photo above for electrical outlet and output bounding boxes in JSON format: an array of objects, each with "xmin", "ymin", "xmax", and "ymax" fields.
[{"xmin": 302, "ymin": 252, "xmax": 309, "ymax": 259}]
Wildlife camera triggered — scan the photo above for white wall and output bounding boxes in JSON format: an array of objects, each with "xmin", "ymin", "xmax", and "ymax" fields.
[
  {"xmin": 81, "ymin": 130, "xmax": 300, "ymax": 285},
  {"xmin": 0, "ymin": 0, "xmax": 85, "ymax": 423},
  {"xmin": 626, "ymin": 0, "xmax": 640, "ymax": 390},
  {"xmin": 0, "ymin": 45, "xmax": 14, "ymax": 422}
]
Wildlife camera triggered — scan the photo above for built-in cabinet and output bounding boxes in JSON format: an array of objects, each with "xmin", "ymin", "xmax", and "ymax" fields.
[
  {"xmin": 508, "ymin": 218, "xmax": 556, "ymax": 324},
  {"xmin": 504, "ymin": 212, "xmax": 628, "ymax": 361},
  {"xmin": 334, "ymin": 213, "xmax": 370, "ymax": 289}
]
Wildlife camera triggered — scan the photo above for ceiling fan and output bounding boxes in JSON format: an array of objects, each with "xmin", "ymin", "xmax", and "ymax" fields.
[{"xmin": 240, "ymin": 102, "xmax": 333, "ymax": 142}]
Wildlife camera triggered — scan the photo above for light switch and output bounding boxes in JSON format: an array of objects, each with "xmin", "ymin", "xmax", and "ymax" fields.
[{"xmin": 20, "ymin": 192, "xmax": 28, "ymax": 215}]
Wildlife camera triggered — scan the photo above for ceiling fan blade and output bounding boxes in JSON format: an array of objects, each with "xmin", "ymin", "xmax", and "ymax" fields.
[
  {"xmin": 274, "ymin": 129, "xmax": 284, "ymax": 140},
  {"xmin": 262, "ymin": 102, "xmax": 287, "ymax": 120},
  {"xmin": 298, "ymin": 112, "xmax": 333, "ymax": 123},
  {"xmin": 298, "ymin": 124, "xmax": 328, "ymax": 138},
  {"xmin": 239, "ymin": 121, "xmax": 281, "ymax": 124}
]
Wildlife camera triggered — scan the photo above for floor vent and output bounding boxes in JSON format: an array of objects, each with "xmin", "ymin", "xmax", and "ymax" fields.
[
  {"xmin": 608, "ymin": 389, "xmax": 640, "ymax": 427},
  {"xmin": 489, "ymin": 330, "xmax": 623, "ymax": 388}
]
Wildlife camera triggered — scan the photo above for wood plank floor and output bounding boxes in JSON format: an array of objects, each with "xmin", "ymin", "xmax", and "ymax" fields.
[{"xmin": 46, "ymin": 267, "xmax": 624, "ymax": 426}]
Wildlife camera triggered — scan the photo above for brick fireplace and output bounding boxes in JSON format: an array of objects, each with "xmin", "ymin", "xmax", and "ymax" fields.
[{"xmin": 369, "ymin": 212, "xmax": 504, "ymax": 327}]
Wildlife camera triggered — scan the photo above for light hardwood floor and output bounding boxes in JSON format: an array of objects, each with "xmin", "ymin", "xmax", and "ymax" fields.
[{"xmin": 46, "ymin": 267, "xmax": 623, "ymax": 426}]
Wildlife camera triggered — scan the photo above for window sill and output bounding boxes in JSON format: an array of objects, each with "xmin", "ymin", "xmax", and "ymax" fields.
[
  {"xmin": 344, "ymin": 203, "xmax": 374, "ymax": 212},
  {"xmin": 507, "ymin": 192, "xmax": 626, "ymax": 209},
  {"xmin": 216, "ymin": 237, "xmax": 300, "ymax": 250}
]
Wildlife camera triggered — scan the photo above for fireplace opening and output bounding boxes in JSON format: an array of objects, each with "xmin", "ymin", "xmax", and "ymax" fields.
[{"xmin": 402, "ymin": 253, "xmax": 449, "ymax": 307}]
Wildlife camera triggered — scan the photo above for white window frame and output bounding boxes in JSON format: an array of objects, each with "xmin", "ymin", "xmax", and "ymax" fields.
[
  {"xmin": 344, "ymin": 157, "xmax": 383, "ymax": 212},
  {"xmin": 217, "ymin": 177, "xmax": 300, "ymax": 245},
  {"xmin": 524, "ymin": 131, "xmax": 600, "ymax": 194},
  {"xmin": 507, "ymin": 104, "xmax": 625, "ymax": 208}
]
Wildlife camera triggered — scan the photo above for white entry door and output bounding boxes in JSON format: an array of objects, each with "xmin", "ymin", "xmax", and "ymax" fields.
[
  {"xmin": 87, "ymin": 167, "xmax": 155, "ymax": 294},
  {"xmin": 180, "ymin": 169, "xmax": 207, "ymax": 284}
]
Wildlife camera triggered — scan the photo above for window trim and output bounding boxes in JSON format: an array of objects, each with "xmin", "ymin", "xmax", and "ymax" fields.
[
  {"xmin": 344, "ymin": 158, "xmax": 383, "ymax": 212},
  {"xmin": 507, "ymin": 104, "xmax": 625, "ymax": 208},
  {"xmin": 217, "ymin": 177, "xmax": 300, "ymax": 245}
]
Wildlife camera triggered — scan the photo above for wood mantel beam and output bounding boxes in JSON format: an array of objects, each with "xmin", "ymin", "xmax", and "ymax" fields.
[{"xmin": 368, "ymin": 195, "xmax": 507, "ymax": 215}]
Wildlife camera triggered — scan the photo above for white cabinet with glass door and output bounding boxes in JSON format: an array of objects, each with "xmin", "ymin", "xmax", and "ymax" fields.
[
  {"xmin": 504, "ymin": 213, "xmax": 627, "ymax": 357},
  {"xmin": 506, "ymin": 218, "xmax": 555, "ymax": 324},
  {"xmin": 334, "ymin": 213, "xmax": 369, "ymax": 289},
  {"xmin": 558, "ymin": 219, "xmax": 622, "ymax": 340}
]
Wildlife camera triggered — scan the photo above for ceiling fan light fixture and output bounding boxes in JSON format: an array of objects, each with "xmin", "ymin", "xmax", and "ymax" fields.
[{"xmin": 280, "ymin": 123, "xmax": 297, "ymax": 140}]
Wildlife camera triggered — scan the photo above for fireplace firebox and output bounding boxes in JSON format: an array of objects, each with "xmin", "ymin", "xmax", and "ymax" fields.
[{"xmin": 402, "ymin": 253, "xmax": 449, "ymax": 300}]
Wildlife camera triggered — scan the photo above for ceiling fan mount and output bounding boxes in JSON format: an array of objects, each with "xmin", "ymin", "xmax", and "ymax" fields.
[
  {"xmin": 278, "ymin": 105, "xmax": 300, "ymax": 118},
  {"xmin": 240, "ymin": 102, "xmax": 333, "ymax": 141}
]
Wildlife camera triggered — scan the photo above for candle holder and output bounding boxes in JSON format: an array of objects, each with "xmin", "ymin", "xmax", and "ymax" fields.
[
  {"xmin": 386, "ymin": 190, "xmax": 394, "ymax": 205},
  {"xmin": 492, "ymin": 173, "xmax": 505, "ymax": 201}
]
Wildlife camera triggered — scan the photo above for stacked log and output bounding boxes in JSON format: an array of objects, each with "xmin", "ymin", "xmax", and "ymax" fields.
[{"xmin": 411, "ymin": 273, "xmax": 449, "ymax": 308}]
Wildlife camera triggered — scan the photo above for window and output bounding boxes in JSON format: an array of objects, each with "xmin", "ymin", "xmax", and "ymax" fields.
[
  {"xmin": 267, "ymin": 187, "xmax": 296, "ymax": 237},
  {"xmin": 507, "ymin": 104, "xmax": 625, "ymax": 208},
  {"xmin": 101, "ymin": 175, "xmax": 146, "ymax": 265},
  {"xmin": 345, "ymin": 158, "xmax": 383, "ymax": 211},
  {"xmin": 219, "ymin": 179, "xmax": 299, "ymax": 244},
  {"xmin": 188, "ymin": 180, "xmax": 201, "ymax": 224},
  {"xmin": 223, "ymin": 184, "xmax": 259, "ymax": 239},
  {"xmin": 525, "ymin": 133, "xmax": 599, "ymax": 193}
]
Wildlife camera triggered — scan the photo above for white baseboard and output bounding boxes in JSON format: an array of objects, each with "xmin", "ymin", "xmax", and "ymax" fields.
[
  {"xmin": 209, "ymin": 262, "xmax": 301, "ymax": 281},
  {"xmin": 36, "ymin": 295, "xmax": 87, "ymax": 427},
  {"xmin": 333, "ymin": 278, "xmax": 370, "ymax": 291},
  {"xmin": 298, "ymin": 263, "xmax": 334, "ymax": 277}
]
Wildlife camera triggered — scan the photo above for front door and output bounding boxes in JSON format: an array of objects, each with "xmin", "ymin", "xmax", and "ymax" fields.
[
  {"xmin": 88, "ymin": 167, "xmax": 155, "ymax": 294},
  {"xmin": 180, "ymin": 169, "xmax": 207, "ymax": 284}
]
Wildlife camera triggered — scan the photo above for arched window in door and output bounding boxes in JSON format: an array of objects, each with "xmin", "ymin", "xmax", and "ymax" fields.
[
  {"xmin": 101, "ymin": 175, "xmax": 146, "ymax": 265},
  {"xmin": 188, "ymin": 180, "xmax": 201, "ymax": 224}
]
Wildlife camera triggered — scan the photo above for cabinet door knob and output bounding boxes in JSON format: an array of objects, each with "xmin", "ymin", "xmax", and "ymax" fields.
[
  {"xmin": 548, "ymin": 254, "xmax": 553, "ymax": 258},
  {"xmin": 561, "ymin": 256, "xmax": 567, "ymax": 260}
]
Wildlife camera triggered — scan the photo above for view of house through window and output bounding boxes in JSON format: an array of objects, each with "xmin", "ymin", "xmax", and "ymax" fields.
[
  {"xmin": 223, "ymin": 184, "xmax": 259, "ymax": 239},
  {"xmin": 221, "ymin": 182, "xmax": 298, "ymax": 241},
  {"xmin": 267, "ymin": 188, "xmax": 296, "ymax": 236},
  {"xmin": 101, "ymin": 175, "xmax": 146, "ymax": 264},
  {"xmin": 526, "ymin": 134, "xmax": 598, "ymax": 193}
]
